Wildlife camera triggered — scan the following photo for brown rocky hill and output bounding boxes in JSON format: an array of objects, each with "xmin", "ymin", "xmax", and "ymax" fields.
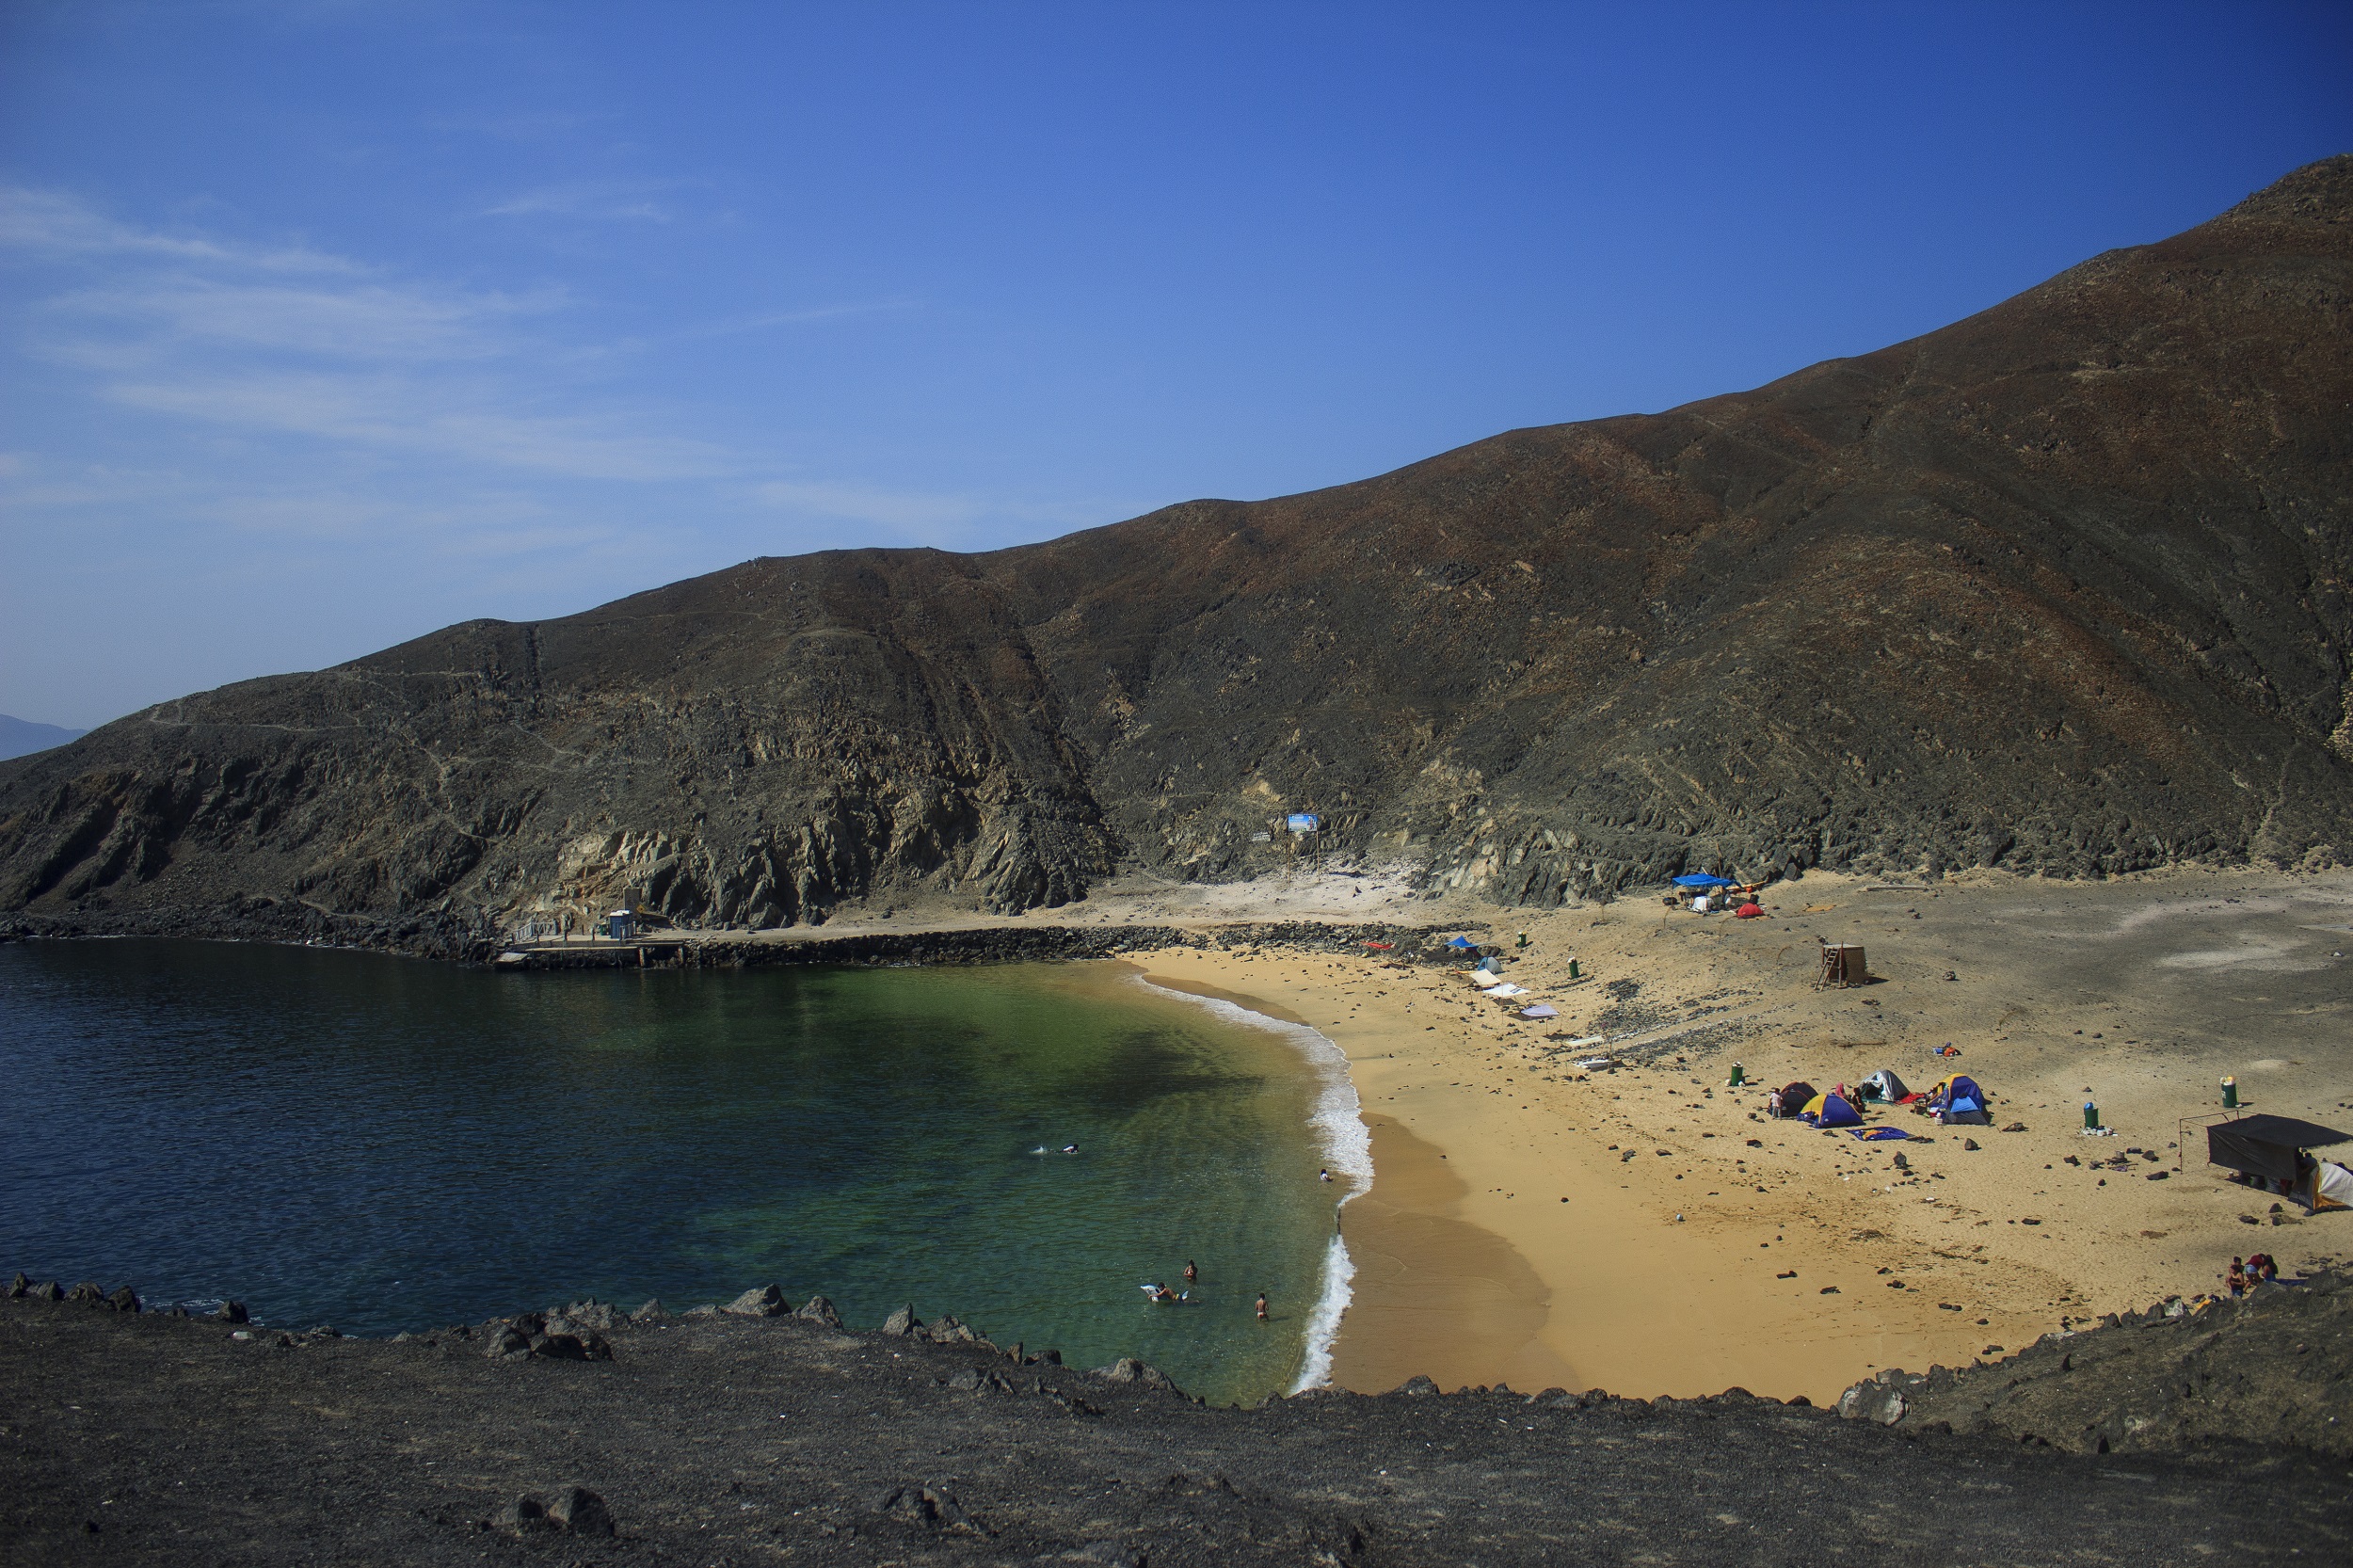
[{"xmin": 4, "ymin": 158, "xmax": 2350, "ymax": 951}]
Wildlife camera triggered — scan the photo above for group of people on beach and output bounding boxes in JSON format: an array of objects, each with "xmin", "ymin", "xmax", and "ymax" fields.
[
  {"xmin": 2227, "ymin": 1254, "xmax": 2280, "ymax": 1295},
  {"xmin": 1142, "ymin": 1259, "xmax": 1270, "ymax": 1320}
]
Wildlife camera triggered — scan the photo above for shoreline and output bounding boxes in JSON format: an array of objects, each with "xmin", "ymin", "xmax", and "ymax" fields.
[
  {"xmin": 1128, "ymin": 969, "xmax": 1372, "ymax": 1393},
  {"xmin": 8, "ymin": 864, "xmax": 2350, "ymax": 1403}
]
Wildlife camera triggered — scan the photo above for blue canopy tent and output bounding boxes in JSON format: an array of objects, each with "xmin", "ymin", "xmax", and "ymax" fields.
[
  {"xmin": 1445, "ymin": 936, "xmax": 1480, "ymax": 951},
  {"xmin": 1672, "ymin": 874, "xmax": 1735, "ymax": 889},
  {"xmin": 1803, "ymin": 1091, "xmax": 1865, "ymax": 1128},
  {"xmin": 1929, "ymin": 1074, "xmax": 1992, "ymax": 1126}
]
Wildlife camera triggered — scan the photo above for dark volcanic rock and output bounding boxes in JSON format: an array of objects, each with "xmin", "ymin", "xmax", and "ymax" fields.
[
  {"xmin": 723, "ymin": 1284, "xmax": 787, "ymax": 1318},
  {"xmin": 2, "ymin": 160, "xmax": 2350, "ymax": 942},
  {"xmin": 542, "ymin": 1484, "xmax": 614, "ymax": 1536},
  {"xmin": 4, "ymin": 1289, "xmax": 2345, "ymax": 1565},
  {"xmin": 1864, "ymin": 1266, "xmax": 2353, "ymax": 1457}
]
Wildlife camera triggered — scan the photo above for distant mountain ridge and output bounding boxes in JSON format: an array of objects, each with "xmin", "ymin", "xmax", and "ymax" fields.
[
  {"xmin": 0, "ymin": 715, "xmax": 87, "ymax": 764},
  {"xmin": 2, "ymin": 157, "xmax": 2349, "ymax": 954}
]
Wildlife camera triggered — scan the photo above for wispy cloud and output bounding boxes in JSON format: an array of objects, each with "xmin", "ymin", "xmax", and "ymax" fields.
[
  {"xmin": 112, "ymin": 373, "xmax": 737, "ymax": 480},
  {"xmin": 0, "ymin": 185, "xmax": 358, "ymax": 274},
  {"xmin": 6, "ymin": 189, "xmax": 735, "ymax": 481},
  {"xmin": 486, "ymin": 179, "xmax": 686, "ymax": 223},
  {"xmin": 47, "ymin": 278, "xmax": 558, "ymax": 361}
]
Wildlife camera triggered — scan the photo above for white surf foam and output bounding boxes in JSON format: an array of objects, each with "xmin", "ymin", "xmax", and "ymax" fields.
[{"xmin": 1130, "ymin": 976, "xmax": 1372, "ymax": 1393}]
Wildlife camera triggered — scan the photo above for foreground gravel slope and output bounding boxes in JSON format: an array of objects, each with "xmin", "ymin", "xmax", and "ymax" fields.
[{"xmin": 4, "ymin": 1288, "xmax": 2346, "ymax": 1567}]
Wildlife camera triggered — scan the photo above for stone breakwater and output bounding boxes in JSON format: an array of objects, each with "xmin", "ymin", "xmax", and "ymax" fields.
[
  {"xmin": 0, "ymin": 909, "xmax": 1478, "ymax": 967},
  {"xmin": 491, "ymin": 920, "xmax": 1473, "ymax": 970},
  {"xmin": 5, "ymin": 1269, "xmax": 2348, "ymax": 1565}
]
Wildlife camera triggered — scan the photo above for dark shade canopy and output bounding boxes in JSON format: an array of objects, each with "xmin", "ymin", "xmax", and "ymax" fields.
[{"xmin": 2208, "ymin": 1115, "xmax": 2353, "ymax": 1185}]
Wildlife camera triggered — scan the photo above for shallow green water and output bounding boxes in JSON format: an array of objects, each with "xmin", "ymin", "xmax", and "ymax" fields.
[{"xmin": 0, "ymin": 940, "xmax": 1363, "ymax": 1404}]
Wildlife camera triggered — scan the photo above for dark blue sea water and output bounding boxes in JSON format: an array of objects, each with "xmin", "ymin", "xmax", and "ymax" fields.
[{"xmin": 0, "ymin": 939, "xmax": 1364, "ymax": 1404}]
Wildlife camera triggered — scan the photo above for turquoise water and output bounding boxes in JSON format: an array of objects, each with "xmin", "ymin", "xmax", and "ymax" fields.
[{"xmin": 0, "ymin": 939, "xmax": 1360, "ymax": 1404}]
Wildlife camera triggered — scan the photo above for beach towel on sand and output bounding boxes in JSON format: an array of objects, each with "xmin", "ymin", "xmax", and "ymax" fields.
[{"xmin": 1851, "ymin": 1127, "xmax": 1911, "ymax": 1141}]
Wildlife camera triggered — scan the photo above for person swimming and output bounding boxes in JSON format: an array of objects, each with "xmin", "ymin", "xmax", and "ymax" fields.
[
  {"xmin": 1255, "ymin": 1291, "xmax": 1269, "ymax": 1320},
  {"xmin": 1062, "ymin": 1144, "xmax": 1079, "ymax": 1154}
]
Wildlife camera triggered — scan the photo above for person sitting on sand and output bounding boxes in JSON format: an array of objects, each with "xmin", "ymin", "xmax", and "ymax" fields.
[
  {"xmin": 1256, "ymin": 1292, "xmax": 1269, "ymax": 1320},
  {"xmin": 2250, "ymin": 1253, "xmax": 2278, "ymax": 1284},
  {"xmin": 2227, "ymin": 1257, "xmax": 2247, "ymax": 1297}
]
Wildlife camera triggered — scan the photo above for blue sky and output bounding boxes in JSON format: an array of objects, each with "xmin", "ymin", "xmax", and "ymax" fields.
[{"xmin": 4, "ymin": 2, "xmax": 2348, "ymax": 729}]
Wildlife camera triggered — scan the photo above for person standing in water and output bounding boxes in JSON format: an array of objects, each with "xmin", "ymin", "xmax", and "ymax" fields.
[
  {"xmin": 1255, "ymin": 1291, "xmax": 1268, "ymax": 1320},
  {"xmin": 1183, "ymin": 1260, "xmax": 1198, "ymax": 1284}
]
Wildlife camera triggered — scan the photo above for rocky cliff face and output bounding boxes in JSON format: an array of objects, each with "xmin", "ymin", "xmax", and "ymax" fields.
[{"xmin": 4, "ymin": 159, "xmax": 2349, "ymax": 950}]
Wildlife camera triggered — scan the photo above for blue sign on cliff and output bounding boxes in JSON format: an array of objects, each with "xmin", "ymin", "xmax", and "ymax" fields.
[{"xmin": 1287, "ymin": 813, "xmax": 1321, "ymax": 833}]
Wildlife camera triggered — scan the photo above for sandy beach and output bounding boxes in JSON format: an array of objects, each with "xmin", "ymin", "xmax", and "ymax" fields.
[{"xmin": 1116, "ymin": 866, "xmax": 2353, "ymax": 1402}]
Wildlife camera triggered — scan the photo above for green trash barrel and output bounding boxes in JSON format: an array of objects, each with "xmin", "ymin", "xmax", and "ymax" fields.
[
  {"xmin": 2221, "ymin": 1076, "xmax": 2238, "ymax": 1110},
  {"xmin": 1728, "ymin": 1063, "xmax": 1746, "ymax": 1087},
  {"xmin": 2083, "ymin": 1100, "xmax": 2100, "ymax": 1130}
]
